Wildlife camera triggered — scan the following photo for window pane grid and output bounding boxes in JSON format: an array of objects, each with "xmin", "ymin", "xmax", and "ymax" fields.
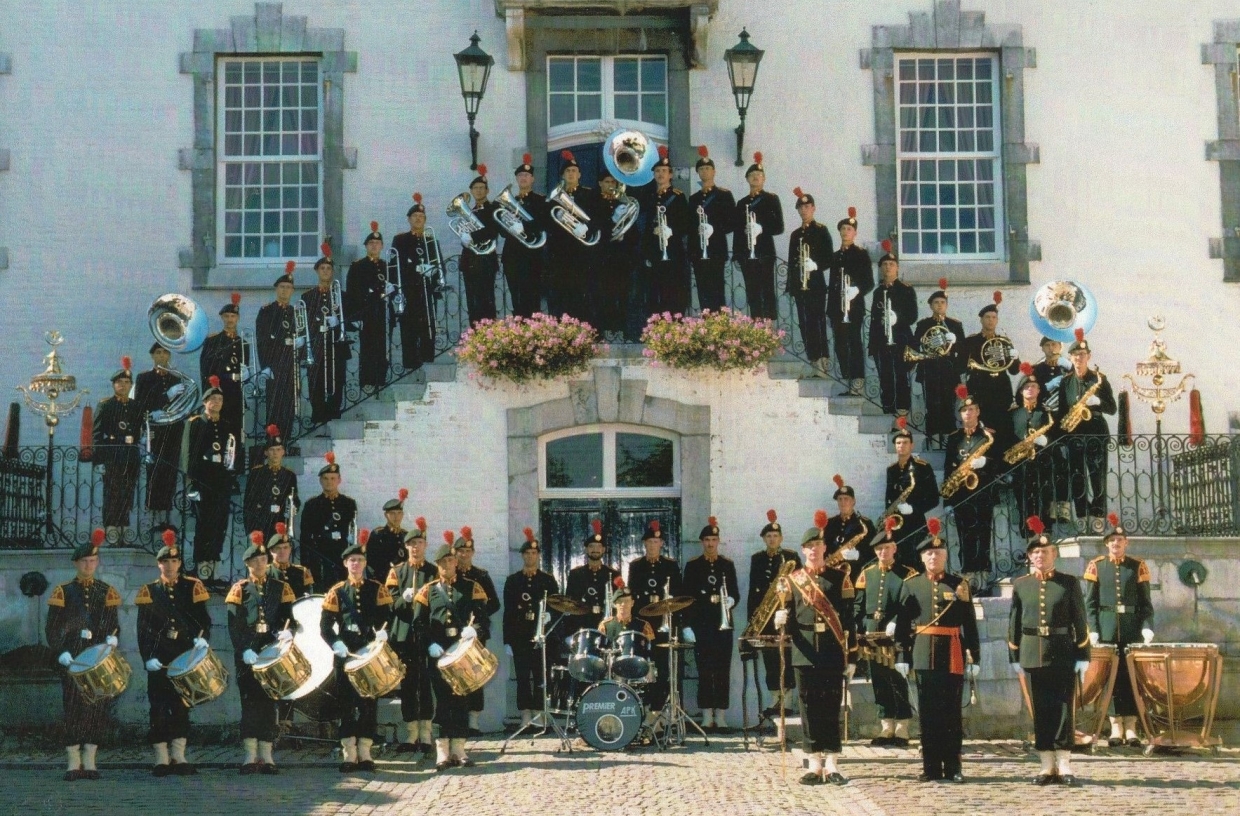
[
  {"xmin": 548, "ymin": 55, "xmax": 668, "ymax": 130},
  {"xmin": 219, "ymin": 57, "xmax": 322, "ymax": 262},
  {"xmin": 895, "ymin": 55, "xmax": 1001, "ymax": 258}
]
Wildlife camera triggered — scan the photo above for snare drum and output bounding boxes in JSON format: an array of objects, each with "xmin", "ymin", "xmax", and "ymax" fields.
[
  {"xmin": 610, "ymin": 631, "xmax": 651, "ymax": 681},
  {"xmin": 566, "ymin": 629, "xmax": 609, "ymax": 683},
  {"xmin": 68, "ymin": 643, "xmax": 132, "ymax": 704},
  {"xmin": 345, "ymin": 640, "xmax": 406, "ymax": 699},
  {"xmin": 252, "ymin": 639, "xmax": 312, "ymax": 700},
  {"xmin": 575, "ymin": 680, "xmax": 645, "ymax": 751},
  {"xmin": 437, "ymin": 636, "xmax": 498, "ymax": 696},
  {"xmin": 166, "ymin": 643, "xmax": 229, "ymax": 707}
]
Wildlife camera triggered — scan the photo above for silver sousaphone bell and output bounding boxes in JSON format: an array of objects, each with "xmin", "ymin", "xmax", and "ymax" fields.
[
  {"xmin": 145, "ymin": 294, "xmax": 207, "ymax": 425},
  {"xmin": 1028, "ymin": 280, "xmax": 1098, "ymax": 343},
  {"xmin": 602, "ymin": 128, "xmax": 659, "ymax": 187}
]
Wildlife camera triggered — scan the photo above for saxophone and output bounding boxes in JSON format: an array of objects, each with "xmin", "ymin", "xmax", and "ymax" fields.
[
  {"xmin": 829, "ymin": 521, "xmax": 871, "ymax": 565},
  {"xmin": 740, "ymin": 560, "xmax": 797, "ymax": 643},
  {"xmin": 1004, "ymin": 416, "xmax": 1056, "ymax": 464},
  {"xmin": 1060, "ymin": 369, "xmax": 1105, "ymax": 433},
  {"xmin": 941, "ymin": 428, "xmax": 994, "ymax": 498},
  {"xmin": 878, "ymin": 468, "xmax": 916, "ymax": 531}
]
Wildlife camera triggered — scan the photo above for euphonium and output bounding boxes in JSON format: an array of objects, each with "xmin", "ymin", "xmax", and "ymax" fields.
[
  {"xmin": 1004, "ymin": 417, "xmax": 1056, "ymax": 464},
  {"xmin": 446, "ymin": 192, "xmax": 497, "ymax": 254},
  {"xmin": 547, "ymin": 182, "xmax": 600, "ymax": 246},
  {"xmin": 1060, "ymin": 369, "xmax": 1106, "ymax": 432},
  {"xmin": 940, "ymin": 428, "xmax": 994, "ymax": 498},
  {"xmin": 609, "ymin": 183, "xmax": 639, "ymax": 241},
  {"xmin": 493, "ymin": 185, "xmax": 547, "ymax": 249},
  {"xmin": 698, "ymin": 205, "xmax": 713, "ymax": 259}
]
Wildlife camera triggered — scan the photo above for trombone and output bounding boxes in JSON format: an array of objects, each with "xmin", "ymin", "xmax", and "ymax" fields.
[{"xmin": 385, "ymin": 247, "xmax": 406, "ymax": 316}]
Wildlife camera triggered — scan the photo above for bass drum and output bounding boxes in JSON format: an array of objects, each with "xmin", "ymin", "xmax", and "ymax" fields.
[
  {"xmin": 286, "ymin": 594, "xmax": 338, "ymax": 720},
  {"xmin": 575, "ymin": 680, "xmax": 644, "ymax": 751}
]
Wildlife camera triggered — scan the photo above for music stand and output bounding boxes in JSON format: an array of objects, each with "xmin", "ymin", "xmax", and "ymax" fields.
[{"xmin": 500, "ymin": 612, "xmax": 572, "ymax": 754}]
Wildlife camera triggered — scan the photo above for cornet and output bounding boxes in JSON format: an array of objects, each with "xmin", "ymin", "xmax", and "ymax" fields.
[
  {"xmin": 698, "ymin": 206, "xmax": 713, "ymax": 260},
  {"xmin": 655, "ymin": 205, "xmax": 671, "ymax": 261},
  {"xmin": 745, "ymin": 206, "xmax": 762, "ymax": 260},
  {"xmin": 719, "ymin": 582, "xmax": 733, "ymax": 631},
  {"xmin": 548, "ymin": 182, "xmax": 600, "ymax": 246},
  {"xmin": 493, "ymin": 185, "xmax": 547, "ymax": 249},
  {"xmin": 446, "ymin": 192, "xmax": 497, "ymax": 254}
]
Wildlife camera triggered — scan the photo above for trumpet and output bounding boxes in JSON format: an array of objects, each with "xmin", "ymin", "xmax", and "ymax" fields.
[
  {"xmin": 698, "ymin": 205, "xmax": 713, "ymax": 259},
  {"xmin": 655, "ymin": 205, "xmax": 671, "ymax": 261},
  {"xmin": 719, "ymin": 581, "xmax": 733, "ymax": 631},
  {"xmin": 798, "ymin": 236, "xmax": 816, "ymax": 289},
  {"xmin": 841, "ymin": 271, "xmax": 852, "ymax": 324},
  {"xmin": 493, "ymin": 185, "xmax": 547, "ymax": 249},
  {"xmin": 547, "ymin": 182, "xmax": 600, "ymax": 246},
  {"xmin": 609, "ymin": 183, "xmax": 639, "ymax": 241},
  {"xmin": 745, "ymin": 205, "xmax": 762, "ymax": 260},
  {"xmin": 293, "ymin": 301, "xmax": 314, "ymax": 366},
  {"xmin": 446, "ymin": 192, "xmax": 497, "ymax": 254},
  {"xmin": 883, "ymin": 291, "xmax": 894, "ymax": 346},
  {"xmin": 223, "ymin": 433, "xmax": 237, "ymax": 471}
]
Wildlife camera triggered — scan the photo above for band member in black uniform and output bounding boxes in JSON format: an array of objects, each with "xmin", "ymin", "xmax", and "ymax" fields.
[
  {"xmin": 894, "ymin": 522, "xmax": 981, "ymax": 782},
  {"xmin": 887, "ymin": 419, "xmax": 940, "ymax": 572},
  {"xmin": 746, "ymin": 509, "xmax": 800, "ymax": 716},
  {"xmin": 959, "ymin": 293, "xmax": 1020, "ymax": 447},
  {"xmin": 1008, "ymin": 364, "xmax": 1056, "ymax": 534},
  {"xmin": 854, "ymin": 525, "xmax": 917, "ymax": 748},
  {"xmin": 134, "ymin": 344, "xmax": 184, "ymax": 520},
  {"xmin": 828, "ymin": 207, "xmax": 874, "ymax": 396},
  {"xmin": 682, "ymin": 517, "xmax": 739, "ymax": 732},
  {"xmin": 93, "ymin": 357, "xmax": 143, "ymax": 543},
  {"xmin": 503, "ymin": 528, "xmax": 560, "ymax": 728},
  {"xmin": 268, "ymin": 522, "xmax": 314, "ymax": 599},
  {"xmin": 391, "ymin": 194, "xmax": 440, "ymax": 371},
  {"xmin": 732, "ymin": 152, "xmax": 783, "ymax": 320},
  {"xmin": 688, "ymin": 145, "xmax": 736, "ymax": 314},
  {"xmin": 501, "ymin": 154, "xmax": 549, "ymax": 318},
  {"xmin": 299, "ymin": 452, "xmax": 356, "ymax": 586},
  {"xmin": 367, "ymin": 488, "xmax": 410, "ymax": 581},
  {"xmin": 227, "ymin": 532, "xmax": 295, "ymax": 775},
  {"xmin": 628, "ymin": 520, "xmax": 683, "ymax": 717},
  {"xmin": 544, "ymin": 150, "xmax": 600, "ymax": 322},
  {"xmin": 1055, "ymin": 329, "xmax": 1117, "ymax": 527},
  {"xmin": 418, "ymin": 535, "xmax": 491, "ymax": 771},
  {"xmin": 187, "ymin": 378, "xmax": 233, "ymax": 585},
  {"xmin": 565, "ymin": 519, "xmax": 620, "ymax": 634},
  {"xmin": 943, "ymin": 386, "xmax": 997, "ymax": 586},
  {"xmin": 243, "ymin": 425, "xmax": 298, "ymax": 540},
  {"xmin": 869, "ymin": 243, "xmax": 918, "ymax": 416},
  {"xmin": 455, "ymin": 526, "xmax": 500, "ymax": 735},
  {"xmin": 1032, "ymin": 336, "xmax": 1071, "ymax": 403},
  {"xmin": 347, "ymin": 222, "xmax": 392, "ymax": 389},
  {"xmin": 912, "ymin": 281, "xmax": 964, "ymax": 445},
  {"xmin": 786, "ymin": 188, "xmax": 832, "ymax": 378},
  {"xmin": 772, "ymin": 515, "xmax": 857, "ymax": 786},
  {"xmin": 596, "ymin": 169, "xmax": 639, "ymax": 338},
  {"xmin": 459, "ymin": 166, "xmax": 500, "ymax": 326},
  {"xmin": 199, "ymin": 295, "xmax": 246, "ymax": 472},
  {"xmin": 642, "ymin": 146, "xmax": 693, "ymax": 317},
  {"xmin": 322, "ymin": 532, "xmax": 393, "ymax": 774},
  {"xmin": 302, "ymin": 244, "xmax": 347, "ymax": 424},
  {"xmin": 826, "ymin": 474, "xmax": 875, "ymax": 568},
  {"xmin": 255, "ymin": 263, "xmax": 300, "ymax": 440},
  {"xmin": 1008, "ymin": 522, "xmax": 1091, "ymax": 785},
  {"xmin": 386, "ymin": 519, "xmax": 437, "ymax": 755},
  {"xmin": 1032, "ymin": 336, "xmax": 1073, "ymax": 522},
  {"xmin": 135, "ymin": 531, "xmax": 212, "ymax": 777},
  {"xmin": 48, "ymin": 532, "xmax": 121, "ymax": 781},
  {"xmin": 1084, "ymin": 515, "xmax": 1155, "ymax": 747}
]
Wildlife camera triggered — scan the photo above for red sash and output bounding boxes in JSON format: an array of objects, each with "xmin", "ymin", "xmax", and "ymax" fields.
[{"xmin": 787, "ymin": 568, "xmax": 848, "ymax": 651}]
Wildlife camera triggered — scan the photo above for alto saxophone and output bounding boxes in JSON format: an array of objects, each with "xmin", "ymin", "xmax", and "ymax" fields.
[
  {"xmin": 828, "ymin": 524, "xmax": 869, "ymax": 567},
  {"xmin": 740, "ymin": 560, "xmax": 797, "ymax": 643},
  {"xmin": 941, "ymin": 428, "xmax": 994, "ymax": 498},
  {"xmin": 1004, "ymin": 417, "xmax": 1056, "ymax": 464},
  {"xmin": 878, "ymin": 468, "xmax": 916, "ymax": 531},
  {"xmin": 1060, "ymin": 369, "xmax": 1105, "ymax": 433}
]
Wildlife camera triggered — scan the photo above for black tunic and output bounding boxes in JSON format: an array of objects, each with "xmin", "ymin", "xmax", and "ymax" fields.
[{"xmin": 299, "ymin": 493, "xmax": 358, "ymax": 586}]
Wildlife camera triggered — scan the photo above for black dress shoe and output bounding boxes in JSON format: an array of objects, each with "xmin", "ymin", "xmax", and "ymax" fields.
[
  {"xmin": 82, "ymin": 770, "xmax": 101, "ymax": 780},
  {"xmin": 172, "ymin": 761, "xmax": 197, "ymax": 776},
  {"xmin": 944, "ymin": 773, "xmax": 965, "ymax": 783},
  {"xmin": 888, "ymin": 737, "xmax": 910, "ymax": 749},
  {"xmin": 1108, "ymin": 737, "xmax": 1123, "ymax": 748},
  {"xmin": 917, "ymin": 773, "xmax": 941, "ymax": 783},
  {"xmin": 259, "ymin": 762, "xmax": 279, "ymax": 775},
  {"xmin": 1126, "ymin": 737, "xmax": 1141, "ymax": 748},
  {"xmin": 870, "ymin": 736, "xmax": 892, "ymax": 747},
  {"xmin": 338, "ymin": 762, "xmax": 358, "ymax": 774},
  {"xmin": 1033, "ymin": 773, "xmax": 1059, "ymax": 786},
  {"xmin": 459, "ymin": 757, "xmax": 475, "ymax": 768},
  {"xmin": 467, "ymin": 728, "xmax": 484, "ymax": 738},
  {"xmin": 798, "ymin": 772, "xmax": 824, "ymax": 786},
  {"xmin": 240, "ymin": 762, "xmax": 258, "ymax": 776},
  {"xmin": 825, "ymin": 772, "xmax": 848, "ymax": 786},
  {"xmin": 1059, "ymin": 774, "xmax": 1078, "ymax": 787},
  {"xmin": 63, "ymin": 770, "xmax": 82, "ymax": 782},
  {"xmin": 356, "ymin": 760, "xmax": 376, "ymax": 772},
  {"xmin": 435, "ymin": 761, "xmax": 452, "ymax": 772},
  {"xmin": 152, "ymin": 763, "xmax": 171, "ymax": 778},
  {"xmin": 395, "ymin": 743, "xmax": 418, "ymax": 754}
]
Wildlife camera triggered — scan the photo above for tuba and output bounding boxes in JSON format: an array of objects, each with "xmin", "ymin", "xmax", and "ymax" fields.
[
  {"xmin": 148, "ymin": 294, "xmax": 209, "ymax": 354},
  {"xmin": 493, "ymin": 185, "xmax": 547, "ymax": 249},
  {"xmin": 446, "ymin": 193, "xmax": 497, "ymax": 254},
  {"xmin": 1029, "ymin": 280, "xmax": 1097, "ymax": 343},
  {"xmin": 146, "ymin": 366, "xmax": 200, "ymax": 427},
  {"xmin": 609, "ymin": 183, "xmax": 640, "ymax": 241},
  {"xmin": 548, "ymin": 182, "xmax": 600, "ymax": 246}
]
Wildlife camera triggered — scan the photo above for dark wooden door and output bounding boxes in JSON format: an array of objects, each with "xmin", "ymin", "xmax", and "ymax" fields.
[{"xmin": 538, "ymin": 497, "xmax": 681, "ymax": 590}]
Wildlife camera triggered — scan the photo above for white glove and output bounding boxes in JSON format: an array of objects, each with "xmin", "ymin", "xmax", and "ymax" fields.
[
  {"xmin": 80, "ymin": 629, "xmax": 92, "ymax": 640},
  {"xmin": 1009, "ymin": 348, "xmax": 1020, "ymax": 360},
  {"xmin": 967, "ymin": 663, "xmax": 981, "ymax": 680},
  {"xmin": 845, "ymin": 285, "xmax": 859, "ymax": 302},
  {"xmin": 460, "ymin": 233, "xmax": 474, "ymax": 248},
  {"xmin": 243, "ymin": 649, "xmax": 258, "ymax": 666},
  {"xmin": 374, "ymin": 628, "xmax": 389, "ymax": 643},
  {"xmin": 944, "ymin": 332, "xmax": 957, "ymax": 344},
  {"xmin": 897, "ymin": 503, "xmax": 913, "ymax": 515},
  {"xmin": 187, "ymin": 490, "xmax": 201, "ymax": 502},
  {"xmin": 1086, "ymin": 395, "xmax": 1101, "ymax": 407},
  {"xmin": 167, "ymin": 383, "xmax": 187, "ymax": 399},
  {"xmin": 260, "ymin": 367, "xmax": 273, "ymax": 380},
  {"xmin": 542, "ymin": 611, "xmax": 552, "ymax": 624},
  {"xmin": 571, "ymin": 221, "xmax": 589, "ymax": 238},
  {"xmin": 385, "ymin": 283, "xmax": 396, "ymax": 296},
  {"xmin": 428, "ymin": 643, "xmax": 445, "ymax": 659},
  {"xmin": 895, "ymin": 662, "xmax": 909, "ymax": 678},
  {"xmin": 331, "ymin": 640, "xmax": 348, "ymax": 659},
  {"xmin": 971, "ymin": 456, "xmax": 988, "ymax": 469},
  {"xmin": 884, "ymin": 307, "xmax": 898, "ymax": 326},
  {"xmin": 461, "ymin": 625, "xmax": 478, "ymax": 640},
  {"xmin": 105, "ymin": 635, "xmax": 119, "ymax": 648},
  {"xmin": 402, "ymin": 587, "xmax": 416, "ymax": 603},
  {"xmin": 145, "ymin": 658, "xmax": 163, "ymax": 672},
  {"xmin": 193, "ymin": 637, "xmax": 209, "ymax": 650},
  {"xmin": 726, "ymin": 596, "xmax": 737, "ymax": 610},
  {"xmin": 294, "ymin": 336, "xmax": 306, "ymax": 349},
  {"xmin": 58, "ymin": 651, "xmax": 73, "ymax": 667},
  {"xmin": 1075, "ymin": 660, "xmax": 1090, "ymax": 682},
  {"xmin": 505, "ymin": 644, "xmax": 514, "ymax": 657},
  {"xmin": 843, "ymin": 548, "xmax": 859, "ymax": 561},
  {"xmin": 682, "ymin": 627, "xmax": 696, "ymax": 644},
  {"xmin": 96, "ymin": 464, "xmax": 106, "ymax": 474},
  {"xmin": 276, "ymin": 630, "xmax": 293, "ymax": 645},
  {"xmin": 773, "ymin": 609, "xmax": 789, "ymax": 629},
  {"xmin": 1142, "ymin": 628, "xmax": 1154, "ymax": 644},
  {"xmin": 1011, "ymin": 663, "xmax": 1025, "ymax": 677},
  {"xmin": 1035, "ymin": 435, "xmax": 1048, "ymax": 447},
  {"xmin": 326, "ymin": 315, "xmax": 339, "ymax": 328},
  {"xmin": 844, "ymin": 663, "xmax": 856, "ymax": 680},
  {"xmin": 884, "ymin": 621, "xmax": 897, "ymax": 638},
  {"xmin": 1089, "ymin": 631, "xmax": 1100, "ymax": 646}
]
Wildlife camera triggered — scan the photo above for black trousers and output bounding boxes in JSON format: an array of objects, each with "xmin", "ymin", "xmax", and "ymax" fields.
[
  {"xmin": 397, "ymin": 646, "xmax": 435, "ymax": 721},
  {"xmin": 147, "ymin": 670, "xmax": 190, "ymax": 744},
  {"xmin": 334, "ymin": 659, "xmax": 377, "ymax": 739},
  {"xmin": 263, "ymin": 355, "xmax": 298, "ymax": 441},
  {"xmin": 646, "ymin": 628, "xmax": 672, "ymax": 712},
  {"xmin": 595, "ymin": 253, "xmax": 633, "ymax": 334},
  {"xmin": 355, "ymin": 301, "xmax": 390, "ymax": 389},
  {"xmin": 794, "ymin": 666, "xmax": 844, "ymax": 753},
  {"xmin": 874, "ymin": 347, "xmax": 912, "ymax": 412},
  {"xmin": 1110, "ymin": 644, "xmax": 1138, "ymax": 717},
  {"xmin": 461, "ymin": 252, "xmax": 499, "ymax": 326},
  {"xmin": 102, "ymin": 459, "xmax": 139, "ymax": 527},
  {"xmin": 1013, "ymin": 458, "xmax": 1053, "ymax": 535},
  {"xmin": 397, "ymin": 282, "xmax": 437, "ymax": 369},
  {"xmin": 761, "ymin": 642, "xmax": 796, "ymax": 693},
  {"xmin": 192, "ymin": 469, "xmax": 231, "ymax": 564},
  {"xmin": 431, "ymin": 669, "xmax": 469, "ymax": 738},
  {"xmin": 739, "ymin": 257, "xmax": 778, "ymax": 320},
  {"xmin": 831, "ymin": 316, "xmax": 866, "ymax": 380},
  {"xmin": 920, "ymin": 360, "xmax": 961, "ymax": 437},
  {"xmin": 61, "ymin": 675, "xmax": 109, "ymax": 746},
  {"xmin": 951, "ymin": 496, "xmax": 993, "ymax": 573},
  {"xmin": 466, "ymin": 686, "xmax": 484, "ymax": 714},
  {"xmin": 794, "ymin": 292, "xmax": 829, "ymax": 361},
  {"xmin": 917, "ymin": 671, "xmax": 964, "ymax": 777},
  {"xmin": 871, "ymin": 661, "xmax": 912, "ymax": 720},
  {"xmin": 647, "ymin": 257, "xmax": 691, "ymax": 317},
  {"xmin": 511, "ymin": 644, "xmax": 544, "ymax": 711},
  {"xmin": 693, "ymin": 631, "xmax": 733, "ymax": 710},
  {"xmin": 1028, "ymin": 663, "xmax": 1077, "ymax": 751},
  {"xmin": 503, "ymin": 248, "xmax": 544, "ymax": 318},
  {"xmin": 237, "ymin": 664, "xmax": 279, "ymax": 742},
  {"xmin": 307, "ymin": 338, "xmax": 346, "ymax": 423},
  {"xmin": 692, "ymin": 257, "xmax": 727, "ymax": 313},
  {"xmin": 146, "ymin": 427, "xmax": 182, "ymax": 513},
  {"xmin": 1066, "ymin": 435, "xmax": 1108, "ymax": 517}
]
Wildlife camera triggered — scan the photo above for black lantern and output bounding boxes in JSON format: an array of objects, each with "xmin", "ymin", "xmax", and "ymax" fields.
[
  {"xmin": 723, "ymin": 28, "xmax": 765, "ymax": 167},
  {"xmin": 454, "ymin": 31, "xmax": 495, "ymax": 171}
]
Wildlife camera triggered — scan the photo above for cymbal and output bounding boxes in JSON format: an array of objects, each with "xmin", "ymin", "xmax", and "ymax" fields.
[
  {"xmin": 639, "ymin": 596, "xmax": 694, "ymax": 617},
  {"xmin": 546, "ymin": 594, "xmax": 589, "ymax": 615},
  {"xmin": 655, "ymin": 641, "xmax": 696, "ymax": 649}
]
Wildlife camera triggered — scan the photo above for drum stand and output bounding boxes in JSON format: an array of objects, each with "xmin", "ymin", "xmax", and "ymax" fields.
[
  {"xmin": 652, "ymin": 630, "xmax": 709, "ymax": 750},
  {"xmin": 500, "ymin": 617, "xmax": 572, "ymax": 755}
]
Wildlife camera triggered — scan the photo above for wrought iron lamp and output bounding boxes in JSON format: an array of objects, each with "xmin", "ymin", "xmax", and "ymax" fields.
[
  {"xmin": 723, "ymin": 28, "xmax": 765, "ymax": 167},
  {"xmin": 454, "ymin": 31, "xmax": 495, "ymax": 171}
]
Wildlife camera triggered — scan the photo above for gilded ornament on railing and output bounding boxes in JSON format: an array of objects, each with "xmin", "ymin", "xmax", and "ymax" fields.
[{"xmin": 1122, "ymin": 316, "xmax": 1194, "ymax": 419}]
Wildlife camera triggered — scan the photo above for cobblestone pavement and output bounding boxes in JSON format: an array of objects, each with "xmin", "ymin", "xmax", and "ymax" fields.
[{"xmin": 3, "ymin": 735, "xmax": 1238, "ymax": 816}]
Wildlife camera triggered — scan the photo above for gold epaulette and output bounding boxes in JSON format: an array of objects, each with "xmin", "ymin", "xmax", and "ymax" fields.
[
  {"xmin": 250, "ymin": 464, "xmax": 264, "ymax": 471},
  {"xmin": 854, "ymin": 570, "xmax": 868, "ymax": 590},
  {"xmin": 321, "ymin": 583, "xmax": 344, "ymax": 613},
  {"xmin": 1136, "ymin": 559, "xmax": 1151, "ymax": 583},
  {"xmin": 280, "ymin": 582, "xmax": 296, "ymax": 604},
  {"xmin": 471, "ymin": 581, "xmax": 488, "ymax": 601},
  {"xmin": 301, "ymin": 564, "xmax": 315, "ymax": 587},
  {"xmin": 225, "ymin": 580, "xmax": 246, "ymax": 605},
  {"xmin": 376, "ymin": 583, "xmax": 393, "ymax": 606},
  {"xmin": 134, "ymin": 584, "xmax": 153, "ymax": 605},
  {"xmin": 841, "ymin": 571, "xmax": 855, "ymax": 600},
  {"xmin": 1083, "ymin": 557, "xmax": 1102, "ymax": 581},
  {"xmin": 105, "ymin": 586, "xmax": 122, "ymax": 608},
  {"xmin": 47, "ymin": 584, "xmax": 65, "ymax": 608},
  {"xmin": 414, "ymin": 580, "xmax": 437, "ymax": 606},
  {"xmin": 384, "ymin": 566, "xmax": 400, "ymax": 588},
  {"xmin": 671, "ymin": 187, "xmax": 683, "ymax": 196},
  {"xmin": 913, "ymin": 456, "xmax": 928, "ymax": 465},
  {"xmin": 189, "ymin": 578, "xmax": 210, "ymax": 603},
  {"xmin": 904, "ymin": 566, "xmax": 920, "ymax": 579}
]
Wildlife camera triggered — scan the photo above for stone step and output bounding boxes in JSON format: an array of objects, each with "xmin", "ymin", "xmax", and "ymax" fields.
[
  {"xmin": 796, "ymin": 379, "xmax": 835, "ymax": 398},
  {"xmin": 289, "ymin": 436, "xmax": 333, "ymax": 458},
  {"xmin": 767, "ymin": 359, "xmax": 813, "ymax": 380},
  {"xmin": 341, "ymin": 401, "xmax": 397, "ymax": 422},
  {"xmin": 329, "ymin": 420, "xmax": 368, "ymax": 440},
  {"xmin": 828, "ymin": 395, "xmax": 888, "ymax": 416},
  {"xmin": 858, "ymin": 413, "xmax": 901, "ymax": 435},
  {"xmin": 424, "ymin": 362, "xmax": 457, "ymax": 382},
  {"xmin": 379, "ymin": 382, "xmax": 428, "ymax": 403}
]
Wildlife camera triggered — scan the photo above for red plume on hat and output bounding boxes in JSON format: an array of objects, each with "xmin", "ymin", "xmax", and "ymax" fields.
[
  {"xmin": 231, "ymin": 292, "xmax": 241, "ymax": 307},
  {"xmin": 561, "ymin": 150, "xmax": 575, "ymax": 161},
  {"xmin": 398, "ymin": 488, "xmax": 409, "ymax": 502},
  {"xmin": 881, "ymin": 239, "xmax": 892, "ymax": 253},
  {"xmin": 592, "ymin": 518, "xmax": 603, "ymax": 535},
  {"xmin": 955, "ymin": 384, "xmax": 969, "ymax": 400},
  {"xmin": 938, "ymin": 277, "xmax": 948, "ymax": 290},
  {"xmin": 524, "ymin": 527, "xmax": 535, "ymax": 542},
  {"xmin": 767, "ymin": 509, "xmax": 777, "ymax": 523},
  {"xmin": 443, "ymin": 530, "xmax": 455, "ymax": 545},
  {"xmin": 833, "ymin": 474, "xmax": 844, "ymax": 490},
  {"xmin": 814, "ymin": 509, "xmax": 828, "ymax": 530},
  {"xmin": 650, "ymin": 520, "xmax": 660, "ymax": 533},
  {"xmin": 753, "ymin": 151, "xmax": 763, "ymax": 165},
  {"xmin": 413, "ymin": 192, "xmax": 423, "ymax": 204},
  {"xmin": 708, "ymin": 515, "xmax": 718, "ymax": 527},
  {"xmin": 320, "ymin": 241, "xmax": 332, "ymax": 258},
  {"xmin": 1026, "ymin": 516, "xmax": 1045, "ymax": 536},
  {"xmin": 896, "ymin": 416, "xmax": 908, "ymax": 430},
  {"xmin": 793, "ymin": 186, "xmax": 803, "ymax": 198},
  {"xmin": 358, "ymin": 528, "xmax": 370, "ymax": 548},
  {"xmin": 325, "ymin": 451, "xmax": 336, "ymax": 465},
  {"xmin": 993, "ymin": 290, "xmax": 1002, "ymax": 305},
  {"xmin": 885, "ymin": 516, "xmax": 899, "ymax": 534},
  {"xmin": 162, "ymin": 529, "xmax": 176, "ymax": 548},
  {"xmin": 275, "ymin": 522, "xmax": 287, "ymax": 536},
  {"xmin": 1075, "ymin": 327, "xmax": 1085, "ymax": 342},
  {"xmin": 250, "ymin": 531, "xmax": 264, "ymax": 545},
  {"xmin": 657, "ymin": 145, "xmax": 669, "ymax": 159},
  {"xmin": 121, "ymin": 355, "xmax": 132, "ymax": 371},
  {"xmin": 266, "ymin": 424, "xmax": 280, "ymax": 437},
  {"xmin": 477, "ymin": 163, "xmax": 488, "ymax": 177},
  {"xmin": 369, "ymin": 220, "xmax": 379, "ymax": 233},
  {"xmin": 461, "ymin": 526, "xmax": 473, "ymax": 540},
  {"xmin": 415, "ymin": 517, "xmax": 427, "ymax": 532},
  {"xmin": 208, "ymin": 375, "xmax": 220, "ymax": 389},
  {"xmin": 1108, "ymin": 512, "xmax": 1120, "ymax": 528},
  {"xmin": 91, "ymin": 528, "xmax": 106, "ymax": 546},
  {"xmin": 285, "ymin": 260, "xmax": 296, "ymax": 274},
  {"xmin": 697, "ymin": 145, "xmax": 709, "ymax": 158},
  {"xmin": 927, "ymin": 517, "xmax": 942, "ymax": 536},
  {"xmin": 848, "ymin": 206, "xmax": 857, "ymax": 219},
  {"xmin": 1020, "ymin": 362, "xmax": 1034, "ymax": 376},
  {"xmin": 613, "ymin": 575, "xmax": 625, "ymax": 589},
  {"xmin": 522, "ymin": 152, "xmax": 532, "ymax": 165}
]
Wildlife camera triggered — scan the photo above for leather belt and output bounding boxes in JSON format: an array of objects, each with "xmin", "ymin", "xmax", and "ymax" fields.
[
  {"xmin": 918, "ymin": 625, "xmax": 960, "ymax": 636},
  {"xmin": 1023, "ymin": 626, "xmax": 1070, "ymax": 636}
]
